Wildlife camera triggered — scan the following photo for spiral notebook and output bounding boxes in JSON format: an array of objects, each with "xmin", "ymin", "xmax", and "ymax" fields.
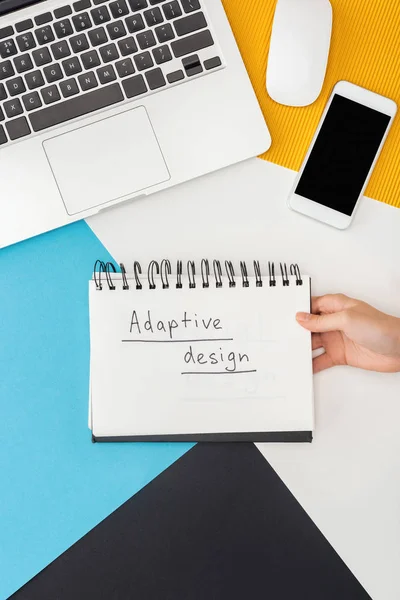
[{"xmin": 89, "ymin": 260, "xmax": 314, "ymax": 443}]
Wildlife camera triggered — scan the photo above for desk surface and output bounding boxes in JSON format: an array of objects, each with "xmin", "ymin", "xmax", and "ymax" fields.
[
  {"xmin": 89, "ymin": 158, "xmax": 400, "ymax": 600},
  {"xmin": 2, "ymin": 1, "xmax": 400, "ymax": 596},
  {"xmin": 1, "ymin": 157, "xmax": 399, "ymax": 600}
]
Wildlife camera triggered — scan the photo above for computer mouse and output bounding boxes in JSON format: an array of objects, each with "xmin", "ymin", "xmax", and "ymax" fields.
[{"xmin": 266, "ymin": 0, "xmax": 333, "ymax": 107}]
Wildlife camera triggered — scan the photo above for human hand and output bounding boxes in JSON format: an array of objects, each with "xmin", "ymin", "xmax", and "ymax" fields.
[{"xmin": 296, "ymin": 294, "xmax": 400, "ymax": 374}]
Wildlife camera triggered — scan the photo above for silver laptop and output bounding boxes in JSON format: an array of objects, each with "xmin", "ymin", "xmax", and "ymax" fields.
[{"xmin": 0, "ymin": 0, "xmax": 271, "ymax": 248}]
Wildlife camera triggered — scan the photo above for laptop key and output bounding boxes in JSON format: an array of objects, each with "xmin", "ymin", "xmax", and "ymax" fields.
[
  {"xmin": 14, "ymin": 53, "xmax": 33, "ymax": 73},
  {"xmin": 35, "ymin": 26, "xmax": 55, "ymax": 45},
  {"xmin": 60, "ymin": 77, "xmax": 79, "ymax": 97},
  {"xmin": 16, "ymin": 32, "xmax": 36, "ymax": 52},
  {"xmin": 22, "ymin": 91, "xmax": 42, "ymax": 110},
  {"xmin": 182, "ymin": 53, "xmax": 202, "ymax": 76},
  {"xmin": 171, "ymin": 29, "xmax": 213, "ymax": 58},
  {"xmin": 54, "ymin": 19, "xmax": 73, "ymax": 38},
  {"xmin": 174, "ymin": 12, "xmax": 206, "ymax": 36},
  {"xmin": 110, "ymin": 0, "xmax": 129, "ymax": 18},
  {"xmin": 181, "ymin": 0, "xmax": 200, "ymax": 13},
  {"xmin": 0, "ymin": 26, "xmax": 14, "ymax": 40},
  {"xmin": 0, "ymin": 83, "xmax": 6, "ymax": 100},
  {"xmin": 125, "ymin": 14, "xmax": 145, "ymax": 33},
  {"xmin": 144, "ymin": 8, "xmax": 163, "ymax": 26},
  {"xmin": 166, "ymin": 69, "xmax": 184, "ymax": 83},
  {"xmin": 128, "ymin": 0, "xmax": 147, "ymax": 11},
  {"xmin": 122, "ymin": 73, "xmax": 147, "ymax": 97},
  {"xmin": 0, "ymin": 39, "xmax": 18, "ymax": 59},
  {"xmin": 25, "ymin": 70, "xmax": 45, "ymax": 89},
  {"xmin": 81, "ymin": 49, "xmax": 100, "ymax": 68},
  {"xmin": 4, "ymin": 97, "xmax": 23, "ymax": 118},
  {"xmin": 32, "ymin": 47, "xmax": 52, "ymax": 66},
  {"xmin": 15, "ymin": 19, "xmax": 34, "ymax": 33},
  {"xmin": 35, "ymin": 12, "xmax": 53, "ymax": 26},
  {"xmin": 204, "ymin": 56, "xmax": 221, "ymax": 70},
  {"xmin": 42, "ymin": 84, "xmax": 61, "ymax": 104},
  {"xmin": 0, "ymin": 106, "xmax": 3, "ymax": 119},
  {"xmin": 88, "ymin": 27, "xmax": 108, "ymax": 46},
  {"xmin": 145, "ymin": 67, "xmax": 165, "ymax": 90},
  {"xmin": 118, "ymin": 36, "xmax": 137, "ymax": 56},
  {"xmin": 63, "ymin": 56, "xmax": 83, "ymax": 75},
  {"xmin": 6, "ymin": 116, "xmax": 30, "ymax": 140},
  {"xmin": 152, "ymin": 45, "xmax": 171, "ymax": 64},
  {"xmin": 91, "ymin": 5, "xmax": 111, "ymax": 25},
  {"xmin": 134, "ymin": 50, "xmax": 153, "ymax": 71},
  {"xmin": 155, "ymin": 23, "xmax": 174, "ymax": 43},
  {"xmin": 32, "ymin": 48, "xmax": 52, "ymax": 67},
  {"xmin": 97, "ymin": 64, "xmax": 116, "ymax": 83},
  {"xmin": 137, "ymin": 30, "xmax": 156, "ymax": 49},
  {"xmin": 0, "ymin": 60, "xmax": 14, "ymax": 79},
  {"xmin": 107, "ymin": 20, "xmax": 126, "ymax": 40},
  {"xmin": 78, "ymin": 70, "xmax": 98, "ymax": 90},
  {"xmin": 0, "ymin": 124, "xmax": 6, "ymax": 144},
  {"xmin": 74, "ymin": 0, "xmax": 92, "ymax": 11},
  {"xmin": 73, "ymin": 13, "xmax": 92, "ymax": 31},
  {"xmin": 70, "ymin": 33, "xmax": 90, "ymax": 52},
  {"xmin": 29, "ymin": 83, "xmax": 124, "ymax": 131},
  {"xmin": 51, "ymin": 40, "xmax": 71, "ymax": 60},
  {"xmin": 162, "ymin": 1, "xmax": 181, "ymax": 20},
  {"xmin": 44, "ymin": 63, "xmax": 64, "ymax": 82},
  {"xmin": 6, "ymin": 76, "xmax": 26, "ymax": 96},
  {"xmin": 115, "ymin": 57, "xmax": 134, "ymax": 77},
  {"xmin": 54, "ymin": 6, "xmax": 73, "ymax": 19},
  {"xmin": 100, "ymin": 43, "xmax": 119, "ymax": 63}
]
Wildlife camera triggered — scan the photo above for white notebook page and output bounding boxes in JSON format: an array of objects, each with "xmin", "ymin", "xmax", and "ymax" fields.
[{"xmin": 89, "ymin": 275, "xmax": 313, "ymax": 437}]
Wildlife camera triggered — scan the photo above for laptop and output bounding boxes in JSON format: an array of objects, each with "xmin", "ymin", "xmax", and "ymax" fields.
[{"xmin": 0, "ymin": 0, "xmax": 271, "ymax": 248}]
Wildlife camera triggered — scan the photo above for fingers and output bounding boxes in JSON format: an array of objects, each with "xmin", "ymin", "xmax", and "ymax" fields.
[
  {"xmin": 312, "ymin": 333, "xmax": 323, "ymax": 350},
  {"xmin": 296, "ymin": 310, "xmax": 348, "ymax": 333},
  {"xmin": 313, "ymin": 352, "xmax": 334, "ymax": 374},
  {"xmin": 312, "ymin": 294, "xmax": 354, "ymax": 315}
]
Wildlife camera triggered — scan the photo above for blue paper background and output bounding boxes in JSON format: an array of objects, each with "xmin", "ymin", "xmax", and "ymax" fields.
[{"xmin": 0, "ymin": 222, "xmax": 192, "ymax": 599}]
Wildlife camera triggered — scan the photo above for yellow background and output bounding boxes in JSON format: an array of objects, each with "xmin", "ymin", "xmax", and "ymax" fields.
[{"xmin": 222, "ymin": 0, "xmax": 400, "ymax": 208}]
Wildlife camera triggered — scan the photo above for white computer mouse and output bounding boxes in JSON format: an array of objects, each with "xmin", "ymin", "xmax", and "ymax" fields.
[{"xmin": 266, "ymin": 0, "xmax": 333, "ymax": 107}]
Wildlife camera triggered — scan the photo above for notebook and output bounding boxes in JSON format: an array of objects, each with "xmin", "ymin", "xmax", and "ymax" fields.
[{"xmin": 89, "ymin": 259, "xmax": 314, "ymax": 443}]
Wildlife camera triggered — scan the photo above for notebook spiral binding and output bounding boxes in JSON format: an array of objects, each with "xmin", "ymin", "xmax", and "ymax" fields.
[{"xmin": 94, "ymin": 260, "xmax": 303, "ymax": 291}]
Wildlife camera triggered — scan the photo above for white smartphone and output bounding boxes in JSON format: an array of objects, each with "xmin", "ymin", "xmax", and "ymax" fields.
[{"xmin": 288, "ymin": 81, "xmax": 397, "ymax": 229}]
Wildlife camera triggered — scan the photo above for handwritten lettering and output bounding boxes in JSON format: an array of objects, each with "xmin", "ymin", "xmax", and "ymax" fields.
[
  {"xmin": 126, "ymin": 310, "xmax": 256, "ymax": 375},
  {"xmin": 184, "ymin": 345, "xmax": 250, "ymax": 373},
  {"xmin": 144, "ymin": 310, "xmax": 153, "ymax": 332},
  {"xmin": 129, "ymin": 310, "xmax": 224, "ymax": 340},
  {"xmin": 130, "ymin": 310, "xmax": 140, "ymax": 334},
  {"xmin": 168, "ymin": 319, "xmax": 178, "ymax": 338},
  {"xmin": 213, "ymin": 319, "xmax": 222, "ymax": 330}
]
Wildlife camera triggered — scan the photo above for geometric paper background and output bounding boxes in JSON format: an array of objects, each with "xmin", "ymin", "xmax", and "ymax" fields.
[
  {"xmin": 8, "ymin": 444, "xmax": 372, "ymax": 600},
  {"xmin": 0, "ymin": 222, "xmax": 192, "ymax": 599}
]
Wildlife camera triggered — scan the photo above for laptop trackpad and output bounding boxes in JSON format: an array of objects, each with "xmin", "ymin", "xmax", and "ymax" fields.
[{"xmin": 43, "ymin": 107, "xmax": 170, "ymax": 215}]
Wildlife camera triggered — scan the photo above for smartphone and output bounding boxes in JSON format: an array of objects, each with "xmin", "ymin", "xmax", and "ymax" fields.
[{"xmin": 288, "ymin": 81, "xmax": 397, "ymax": 229}]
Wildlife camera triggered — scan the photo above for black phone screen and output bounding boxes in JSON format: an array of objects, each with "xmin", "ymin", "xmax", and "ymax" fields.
[{"xmin": 295, "ymin": 94, "xmax": 391, "ymax": 216}]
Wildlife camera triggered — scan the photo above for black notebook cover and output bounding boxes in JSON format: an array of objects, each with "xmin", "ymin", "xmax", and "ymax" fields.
[
  {"xmin": 10, "ymin": 443, "xmax": 370, "ymax": 599},
  {"xmin": 92, "ymin": 431, "xmax": 313, "ymax": 442}
]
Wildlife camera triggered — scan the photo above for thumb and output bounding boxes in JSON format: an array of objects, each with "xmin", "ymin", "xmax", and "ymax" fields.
[{"xmin": 296, "ymin": 310, "xmax": 347, "ymax": 333}]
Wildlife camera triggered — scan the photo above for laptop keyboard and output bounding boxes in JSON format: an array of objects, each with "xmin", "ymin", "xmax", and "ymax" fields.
[{"xmin": 0, "ymin": 0, "xmax": 222, "ymax": 146}]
